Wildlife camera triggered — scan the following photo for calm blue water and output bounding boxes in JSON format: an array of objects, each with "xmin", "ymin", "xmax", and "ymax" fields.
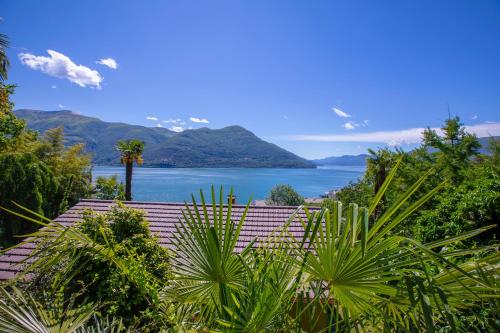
[{"xmin": 92, "ymin": 166, "xmax": 365, "ymax": 203}]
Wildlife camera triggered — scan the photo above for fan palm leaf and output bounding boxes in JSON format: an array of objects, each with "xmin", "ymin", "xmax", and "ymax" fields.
[
  {"xmin": 166, "ymin": 186, "xmax": 250, "ymax": 323},
  {"xmin": 286, "ymin": 157, "xmax": 499, "ymax": 331},
  {"xmin": 0, "ymin": 287, "xmax": 95, "ymax": 333}
]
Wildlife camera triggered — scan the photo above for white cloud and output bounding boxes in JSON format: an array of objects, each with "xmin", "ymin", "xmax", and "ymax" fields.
[
  {"xmin": 146, "ymin": 116, "xmax": 158, "ymax": 121},
  {"xmin": 163, "ymin": 118, "xmax": 182, "ymax": 124},
  {"xmin": 18, "ymin": 50, "xmax": 103, "ymax": 88},
  {"xmin": 333, "ymin": 107, "xmax": 351, "ymax": 118},
  {"xmin": 51, "ymin": 85, "xmax": 56, "ymax": 89},
  {"xmin": 472, "ymin": 114, "xmax": 478, "ymax": 120},
  {"xmin": 190, "ymin": 117, "xmax": 209, "ymax": 124},
  {"xmin": 58, "ymin": 104, "xmax": 65, "ymax": 109},
  {"xmin": 96, "ymin": 57, "xmax": 118, "ymax": 69},
  {"xmin": 284, "ymin": 122, "xmax": 500, "ymax": 146},
  {"xmin": 156, "ymin": 123, "xmax": 162, "ymax": 128},
  {"xmin": 169, "ymin": 126, "xmax": 184, "ymax": 132},
  {"xmin": 342, "ymin": 122, "xmax": 358, "ymax": 130}
]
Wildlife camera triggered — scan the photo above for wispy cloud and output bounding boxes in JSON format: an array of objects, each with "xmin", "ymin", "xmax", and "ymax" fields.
[
  {"xmin": 96, "ymin": 57, "xmax": 118, "ymax": 69},
  {"xmin": 169, "ymin": 125, "xmax": 184, "ymax": 132},
  {"xmin": 58, "ymin": 104, "xmax": 65, "ymax": 109},
  {"xmin": 284, "ymin": 122, "xmax": 500, "ymax": 146},
  {"xmin": 472, "ymin": 114, "xmax": 478, "ymax": 120},
  {"xmin": 163, "ymin": 118, "xmax": 181, "ymax": 123},
  {"xmin": 18, "ymin": 50, "xmax": 103, "ymax": 88},
  {"xmin": 51, "ymin": 85, "xmax": 56, "ymax": 89},
  {"xmin": 163, "ymin": 119, "xmax": 185, "ymax": 125},
  {"xmin": 146, "ymin": 116, "xmax": 158, "ymax": 121},
  {"xmin": 333, "ymin": 107, "xmax": 351, "ymax": 118},
  {"xmin": 342, "ymin": 121, "xmax": 358, "ymax": 130},
  {"xmin": 156, "ymin": 123, "xmax": 162, "ymax": 128},
  {"xmin": 190, "ymin": 117, "xmax": 209, "ymax": 124}
]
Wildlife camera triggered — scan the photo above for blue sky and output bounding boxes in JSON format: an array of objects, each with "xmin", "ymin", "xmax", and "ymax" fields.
[{"xmin": 2, "ymin": 0, "xmax": 500, "ymax": 159}]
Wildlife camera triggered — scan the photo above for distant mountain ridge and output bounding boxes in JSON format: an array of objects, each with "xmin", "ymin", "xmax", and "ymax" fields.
[
  {"xmin": 312, "ymin": 137, "xmax": 498, "ymax": 167},
  {"xmin": 312, "ymin": 154, "xmax": 369, "ymax": 166},
  {"xmin": 15, "ymin": 109, "xmax": 315, "ymax": 168}
]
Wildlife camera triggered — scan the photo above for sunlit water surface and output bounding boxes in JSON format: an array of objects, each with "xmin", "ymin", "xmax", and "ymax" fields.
[{"xmin": 92, "ymin": 166, "xmax": 365, "ymax": 203}]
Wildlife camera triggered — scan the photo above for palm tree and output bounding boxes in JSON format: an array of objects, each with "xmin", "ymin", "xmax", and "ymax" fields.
[
  {"xmin": 116, "ymin": 139, "xmax": 144, "ymax": 201},
  {"xmin": 366, "ymin": 148, "xmax": 393, "ymax": 218},
  {"xmin": 0, "ymin": 33, "xmax": 10, "ymax": 82}
]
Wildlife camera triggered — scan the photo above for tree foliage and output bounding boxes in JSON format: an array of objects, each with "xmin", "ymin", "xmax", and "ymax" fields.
[
  {"xmin": 336, "ymin": 117, "xmax": 498, "ymax": 244},
  {"xmin": 94, "ymin": 175, "xmax": 125, "ymax": 200},
  {"xmin": 0, "ymin": 78, "xmax": 91, "ymax": 248},
  {"xmin": 0, "ymin": 33, "xmax": 9, "ymax": 82},
  {"xmin": 0, "ymin": 152, "xmax": 57, "ymax": 246},
  {"xmin": 423, "ymin": 116, "xmax": 481, "ymax": 182},
  {"xmin": 266, "ymin": 184, "xmax": 304, "ymax": 206}
]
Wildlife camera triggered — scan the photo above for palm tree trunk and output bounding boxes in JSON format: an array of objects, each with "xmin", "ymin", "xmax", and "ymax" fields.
[
  {"xmin": 125, "ymin": 161, "xmax": 133, "ymax": 201},
  {"xmin": 374, "ymin": 166, "xmax": 386, "ymax": 219}
]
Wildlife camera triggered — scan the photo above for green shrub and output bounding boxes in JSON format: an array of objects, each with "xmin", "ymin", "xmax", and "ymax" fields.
[
  {"xmin": 94, "ymin": 175, "xmax": 125, "ymax": 200},
  {"xmin": 29, "ymin": 204, "xmax": 171, "ymax": 328},
  {"xmin": 266, "ymin": 184, "xmax": 304, "ymax": 206},
  {"xmin": 414, "ymin": 166, "xmax": 500, "ymax": 244}
]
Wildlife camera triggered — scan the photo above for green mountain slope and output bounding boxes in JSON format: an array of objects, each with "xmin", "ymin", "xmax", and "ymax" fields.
[{"xmin": 15, "ymin": 109, "xmax": 315, "ymax": 168}]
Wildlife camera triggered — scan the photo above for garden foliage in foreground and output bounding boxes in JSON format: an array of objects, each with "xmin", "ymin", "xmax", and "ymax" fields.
[{"xmin": 0, "ymin": 170, "xmax": 498, "ymax": 332}]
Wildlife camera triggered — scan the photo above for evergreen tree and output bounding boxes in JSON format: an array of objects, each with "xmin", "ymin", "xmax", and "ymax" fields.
[{"xmin": 423, "ymin": 116, "xmax": 481, "ymax": 182}]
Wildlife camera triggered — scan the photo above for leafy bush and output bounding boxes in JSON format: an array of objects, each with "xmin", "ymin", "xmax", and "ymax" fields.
[
  {"xmin": 27, "ymin": 204, "xmax": 171, "ymax": 328},
  {"xmin": 94, "ymin": 175, "xmax": 125, "ymax": 200},
  {"xmin": 266, "ymin": 184, "xmax": 304, "ymax": 206},
  {"xmin": 414, "ymin": 166, "xmax": 500, "ymax": 244}
]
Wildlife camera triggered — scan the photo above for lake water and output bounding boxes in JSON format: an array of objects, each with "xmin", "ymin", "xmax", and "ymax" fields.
[{"xmin": 92, "ymin": 166, "xmax": 365, "ymax": 203}]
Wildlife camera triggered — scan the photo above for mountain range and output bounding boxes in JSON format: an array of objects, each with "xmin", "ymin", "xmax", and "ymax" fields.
[
  {"xmin": 313, "ymin": 137, "xmax": 498, "ymax": 166},
  {"xmin": 312, "ymin": 154, "xmax": 369, "ymax": 166},
  {"xmin": 14, "ymin": 109, "xmax": 315, "ymax": 168}
]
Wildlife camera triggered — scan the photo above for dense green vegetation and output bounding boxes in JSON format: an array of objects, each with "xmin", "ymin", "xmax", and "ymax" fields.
[
  {"xmin": 0, "ymin": 180, "xmax": 498, "ymax": 332},
  {"xmin": 334, "ymin": 117, "xmax": 499, "ymax": 246},
  {"xmin": 25, "ymin": 204, "xmax": 171, "ymax": 329},
  {"xmin": 0, "ymin": 33, "xmax": 8, "ymax": 81},
  {"xmin": 0, "ymin": 87, "xmax": 92, "ymax": 248},
  {"xmin": 94, "ymin": 175, "xmax": 125, "ymax": 200},
  {"xmin": 266, "ymin": 184, "xmax": 305, "ymax": 206},
  {"xmin": 15, "ymin": 109, "xmax": 315, "ymax": 168}
]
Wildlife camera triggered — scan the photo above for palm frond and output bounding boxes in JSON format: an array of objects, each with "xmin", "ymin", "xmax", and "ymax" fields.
[{"xmin": 0, "ymin": 287, "xmax": 95, "ymax": 333}]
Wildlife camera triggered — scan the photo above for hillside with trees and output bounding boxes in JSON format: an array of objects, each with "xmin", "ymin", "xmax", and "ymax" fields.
[{"xmin": 15, "ymin": 109, "xmax": 315, "ymax": 168}]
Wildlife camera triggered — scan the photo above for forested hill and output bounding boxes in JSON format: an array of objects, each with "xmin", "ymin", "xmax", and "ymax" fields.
[{"xmin": 15, "ymin": 109, "xmax": 315, "ymax": 168}]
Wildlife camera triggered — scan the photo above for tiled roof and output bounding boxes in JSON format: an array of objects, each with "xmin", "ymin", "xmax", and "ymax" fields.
[{"xmin": 0, "ymin": 199, "xmax": 317, "ymax": 280}]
